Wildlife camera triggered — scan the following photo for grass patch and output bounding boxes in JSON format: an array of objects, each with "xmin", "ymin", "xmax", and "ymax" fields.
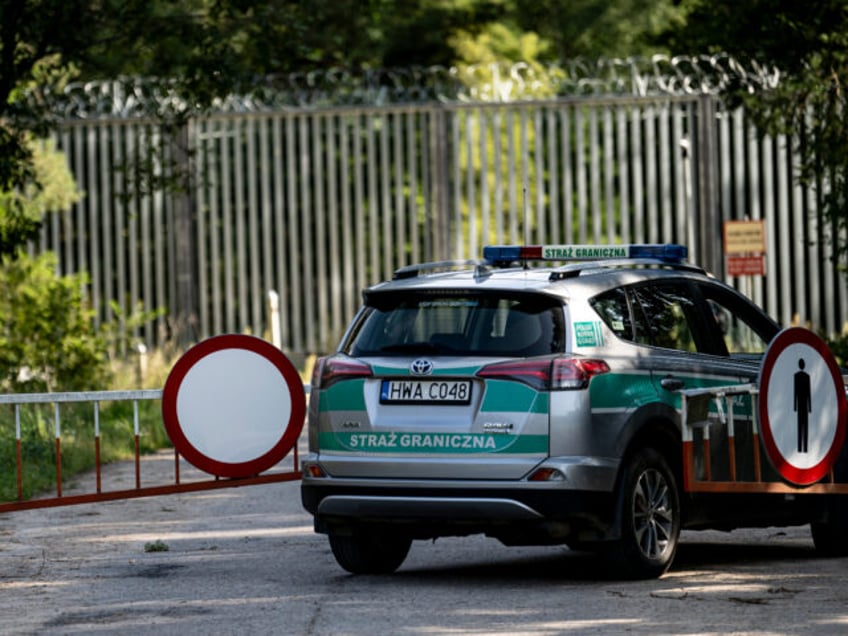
[{"xmin": 144, "ymin": 539, "xmax": 170, "ymax": 552}]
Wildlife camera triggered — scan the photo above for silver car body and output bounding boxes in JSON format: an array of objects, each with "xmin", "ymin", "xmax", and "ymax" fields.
[{"xmin": 301, "ymin": 245, "xmax": 814, "ymax": 576}]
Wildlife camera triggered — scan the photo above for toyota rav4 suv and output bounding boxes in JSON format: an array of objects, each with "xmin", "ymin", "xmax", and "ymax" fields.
[{"xmin": 301, "ymin": 244, "xmax": 846, "ymax": 579}]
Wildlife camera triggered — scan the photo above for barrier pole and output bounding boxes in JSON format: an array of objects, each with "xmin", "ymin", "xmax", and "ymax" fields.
[
  {"xmin": 751, "ymin": 395, "xmax": 762, "ymax": 482},
  {"xmin": 726, "ymin": 395, "xmax": 737, "ymax": 482},
  {"xmin": 133, "ymin": 400, "xmax": 141, "ymax": 489},
  {"xmin": 54, "ymin": 402, "xmax": 62, "ymax": 497},
  {"xmin": 94, "ymin": 401, "xmax": 102, "ymax": 494},
  {"xmin": 15, "ymin": 404, "xmax": 23, "ymax": 500}
]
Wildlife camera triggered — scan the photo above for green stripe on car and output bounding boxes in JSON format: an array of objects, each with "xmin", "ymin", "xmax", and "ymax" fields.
[
  {"xmin": 480, "ymin": 379, "xmax": 547, "ymax": 413},
  {"xmin": 319, "ymin": 431, "xmax": 548, "ymax": 454},
  {"xmin": 318, "ymin": 379, "xmax": 367, "ymax": 412}
]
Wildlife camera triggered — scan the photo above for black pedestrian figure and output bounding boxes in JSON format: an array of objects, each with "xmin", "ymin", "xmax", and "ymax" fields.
[{"xmin": 794, "ymin": 358, "xmax": 811, "ymax": 453}]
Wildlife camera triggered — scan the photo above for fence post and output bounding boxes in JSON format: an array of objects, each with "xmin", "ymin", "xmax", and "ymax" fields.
[
  {"xmin": 172, "ymin": 119, "xmax": 199, "ymax": 346},
  {"xmin": 429, "ymin": 105, "xmax": 451, "ymax": 262},
  {"xmin": 695, "ymin": 95, "xmax": 724, "ymax": 277}
]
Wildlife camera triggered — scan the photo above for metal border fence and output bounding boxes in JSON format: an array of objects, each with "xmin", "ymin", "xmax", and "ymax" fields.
[{"xmin": 34, "ymin": 71, "xmax": 848, "ymax": 355}]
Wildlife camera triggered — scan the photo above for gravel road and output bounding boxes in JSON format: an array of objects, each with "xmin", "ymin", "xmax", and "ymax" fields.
[{"xmin": 2, "ymin": 449, "xmax": 848, "ymax": 635}]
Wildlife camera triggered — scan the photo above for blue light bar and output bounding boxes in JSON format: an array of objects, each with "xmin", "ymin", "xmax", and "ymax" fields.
[
  {"xmin": 482, "ymin": 245, "xmax": 540, "ymax": 262},
  {"xmin": 628, "ymin": 244, "xmax": 688, "ymax": 262},
  {"xmin": 483, "ymin": 243, "xmax": 688, "ymax": 264}
]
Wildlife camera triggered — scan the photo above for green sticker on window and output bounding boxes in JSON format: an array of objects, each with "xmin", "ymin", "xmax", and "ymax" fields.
[{"xmin": 574, "ymin": 321, "xmax": 605, "ymax": 347}]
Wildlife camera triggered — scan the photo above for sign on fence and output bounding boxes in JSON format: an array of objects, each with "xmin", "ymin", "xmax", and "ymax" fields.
[{"xmin": 724, "ymin": 219, "xmax": 766, "ymax": 277}]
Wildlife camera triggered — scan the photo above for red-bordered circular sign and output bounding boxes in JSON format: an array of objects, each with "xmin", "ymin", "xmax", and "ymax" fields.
[
  {"xmin": 758, "ymin": 327, "xmax": 847, "ymax": 486},
  {"xmin": 162, "ymin": 334, "xmax": 305, "ymax": 478}
]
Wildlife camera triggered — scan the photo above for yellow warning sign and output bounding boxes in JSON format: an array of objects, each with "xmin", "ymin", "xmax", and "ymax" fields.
[{"xmin": 724, "ymin": 220, "xmax": 765, "ymax": 254}]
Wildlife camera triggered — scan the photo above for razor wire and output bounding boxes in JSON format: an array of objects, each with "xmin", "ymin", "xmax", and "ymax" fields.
[{"xmin": 44, "ymin": 54, "xmax": 780, "ymax": 119}]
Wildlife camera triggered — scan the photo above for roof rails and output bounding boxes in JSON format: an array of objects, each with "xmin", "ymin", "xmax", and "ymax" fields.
[
  {"xmin": 547, "ymin": 258, "xmax": 706, "ymax": 280},
  {"xmin": 392, "ymin": 259, "xmax": 490, "ymax": 280},
  {"xmin": 391, "ymin": 244, "xmax": 699, "ymax": 281}
]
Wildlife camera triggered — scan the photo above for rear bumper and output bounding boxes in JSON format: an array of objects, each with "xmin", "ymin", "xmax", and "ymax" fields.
[
  {"xmin": 300, "ymin": 453, "xmax": 621, "ymax": 542},
  {"xmin": 301, "ymin": 478, "xmax": 618, "ymax": 542},
  {"xmin": 316, "ymin": 494, "xmax": 546, "ymax": 522}
]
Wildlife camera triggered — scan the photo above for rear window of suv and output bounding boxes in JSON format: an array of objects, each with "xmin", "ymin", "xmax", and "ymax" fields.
[{"xmin": 345, "ymin": 291, "xmax": 565, "ymax": 357}]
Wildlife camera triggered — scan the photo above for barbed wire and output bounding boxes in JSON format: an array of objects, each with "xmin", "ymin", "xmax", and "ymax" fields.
[{"xmin": 45, "ymin": 54, "xmax": 780, "ymax": 119}]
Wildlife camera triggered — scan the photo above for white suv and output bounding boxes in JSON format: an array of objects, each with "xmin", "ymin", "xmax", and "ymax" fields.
[{"xmin": 301, "ymin": 244, "xmax": 844, "ymax": 578}]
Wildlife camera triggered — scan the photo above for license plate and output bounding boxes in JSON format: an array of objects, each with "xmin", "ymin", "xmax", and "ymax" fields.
[{"xmin": 380, "ymin": 380, "xmax": 472, "ymax": 404}]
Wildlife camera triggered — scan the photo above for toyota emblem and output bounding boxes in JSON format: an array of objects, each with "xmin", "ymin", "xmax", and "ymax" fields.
[{"xmin": 410, "ymin": 358, "xmax": 434, "ymax": 376}]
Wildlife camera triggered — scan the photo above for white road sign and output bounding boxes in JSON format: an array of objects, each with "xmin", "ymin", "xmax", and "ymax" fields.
[
  {"xmin": 758, "ymin": 328, "xmax": 847, "ymax": 486},
  {"xmin": 162, "ymin": 334, "xmax": 305, "ymax": 478}
]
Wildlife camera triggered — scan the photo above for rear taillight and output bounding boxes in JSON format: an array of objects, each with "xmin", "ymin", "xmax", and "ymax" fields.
[
  {"xmin": 551, "ymin": 358, "xmax": 610, "ymax": 389},
  {"xmin": 312, "ymin": 355, "xmax": 373, "ymax": 390},
  {"xmin": 477, "ymin": 357, "xmax": 609, "ymax": 390}
]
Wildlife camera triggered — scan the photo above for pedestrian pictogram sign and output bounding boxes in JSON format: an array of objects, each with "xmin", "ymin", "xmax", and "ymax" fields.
[
  {"xmin": 758, "ymin": 328, "xmax": 847, "ymax": 486},
  {"xmin": 162, "ymin": 334, "xmax": 306, "ymax": 479}
]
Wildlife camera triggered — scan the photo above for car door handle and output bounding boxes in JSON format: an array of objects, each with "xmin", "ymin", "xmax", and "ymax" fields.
[{"xmin": 660, "ymin": 376, "xmax": 685, "ymax": 392}]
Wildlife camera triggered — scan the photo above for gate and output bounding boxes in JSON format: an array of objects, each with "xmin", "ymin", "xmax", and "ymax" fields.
[
  {"xmin": 0, "ymin": 389, "xmax": 303, "ymax": 514},
  {"xmin": 8, "ymin": 380, "xmax": 848, "ymax": 513},
  {"xmin": 680, "ymin": 381, "xmax": 848, "ymax": 495}
]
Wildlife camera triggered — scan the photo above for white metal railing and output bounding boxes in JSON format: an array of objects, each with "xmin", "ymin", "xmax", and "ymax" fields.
[
  {"xmin": 679, "ymin": 383, "xmax": 759, "ymax": 486},
  {"xmin": 0, "ymin": 387, "xmax": 307, "ymax": 512},
  {"xmin": 679, "ymin": 380, "xmax": 848, "ymax": 494},
  {"xmin": 0, "ymin": 389, "xmax": 162, "ymax": 444}
]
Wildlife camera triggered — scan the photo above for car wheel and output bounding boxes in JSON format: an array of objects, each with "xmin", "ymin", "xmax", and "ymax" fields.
[
  {"xmin": 812, "ymin": 444, "xmax": 848, "ymax": 556},
  {"xmin": 604, "ymin": 447, "xmax": 681, "ymax": 579},
  {"xmin": 811, "ymin": 498, "xmax": 848, "ymax": 556},
  {"xmin": 328, "ymin": 531, "xmax": 412, "ymax": 574}
]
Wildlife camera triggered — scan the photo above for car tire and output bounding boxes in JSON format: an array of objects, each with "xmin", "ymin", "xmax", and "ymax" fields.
[
  {"xmin": 603, "ymin": 447, "xmax": 681, "ymax": 579},
  {"xmin": 328, "ymin": 531, "xmax": 412, "ymax": 574},
  {"xmin": 811, "ymin": 443, "xmax": 848, "ymax": 556},
  {"xmin": 811, "ymin": 492, "xmax": 848, "ymax": 556}
]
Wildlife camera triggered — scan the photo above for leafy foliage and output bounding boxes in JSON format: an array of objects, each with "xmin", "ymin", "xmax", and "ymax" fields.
[
  {"xmin": 664, "ymin": 0, "xmax": 848, "ymax": 264},
  {"xmin": 0, "ymin": 253, "xmax": 110, "ymax": 392},
  {"xmin": 0, "ymin": 137, "xmax": 78, "ymax": 259},
  {"xmin": 828, "ymin": 329, "xmax": 848, "ymax": 368},
  {"xmin": 0, "ymin": 1, "xmax": 689, "ymax": 197},
  {"xmin": 0, "ymin": 138, "xmax": 108, "ymax": 393},
  {"xmin": 509, "ymin": 0, "xmax": 684, "ymax": 60}
]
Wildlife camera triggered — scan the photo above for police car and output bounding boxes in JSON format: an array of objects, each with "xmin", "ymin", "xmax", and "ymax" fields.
[{"xmin": 301, "ymin": 244, "xmax": 846, "ymax": 579}]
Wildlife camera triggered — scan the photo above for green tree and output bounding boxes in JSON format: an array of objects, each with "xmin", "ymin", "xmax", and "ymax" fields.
[
  {"xmin": 664, "ymin": 0, "xmax": 848, "ymax": 263},
  {"xmin": 506, "ymin": 0, "xmax": 683, "ymax": 61},
  {"xmin": 0, "ymin": 253, "xmax": 109, "ymax": 392},
  {"xmin": 1, "ymin": 1, "xmax": 502, "ymax": 204},
  {"xmin": 1, "ymin": 0, "xmax": 688, "ymax": 198},
  {"xmin": 0, "ymin": 138, "xmax": 109, "ymax": 392},
  {"xmin": 0, "ymin": 1, "xmax": 229, "ymax": 196}
]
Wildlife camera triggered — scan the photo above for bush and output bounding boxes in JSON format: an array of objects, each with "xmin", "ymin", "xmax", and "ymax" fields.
[{"xmin": 0, "ymin": 251, "xmax": 111, "ymax": 393}]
